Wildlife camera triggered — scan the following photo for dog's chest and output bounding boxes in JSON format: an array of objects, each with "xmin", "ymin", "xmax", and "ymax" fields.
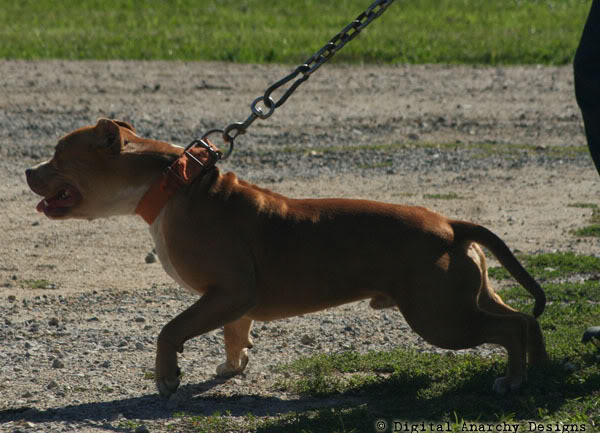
[{"xmin": 148, "ymin": 213, "xmax": 198, "ymax": 294}]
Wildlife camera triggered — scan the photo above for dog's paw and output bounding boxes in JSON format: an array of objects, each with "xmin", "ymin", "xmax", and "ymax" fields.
[
  {"xmin": 216, "ymin": 349, "xmax": 249, "ymax": 378},
  {"xmin": 156, "ymin": 367, "xmax": 181, "ymax": 398},
  {"xmin": 492, "ymin": 376, "xmax": 523, "ymax": 394}
]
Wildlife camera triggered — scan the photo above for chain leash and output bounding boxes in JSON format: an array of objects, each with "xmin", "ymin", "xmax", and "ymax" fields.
[{"xmin": 195, "ymin": 0, "xmax": 395, "ymax": 159}]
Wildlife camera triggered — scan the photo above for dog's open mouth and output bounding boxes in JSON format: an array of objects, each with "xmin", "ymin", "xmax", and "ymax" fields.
[{"xmin": 36, "ymin": 185, "xmax": 82, "ymax": 218}]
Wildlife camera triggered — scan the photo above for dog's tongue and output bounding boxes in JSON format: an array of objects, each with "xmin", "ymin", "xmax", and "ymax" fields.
[{"xmin": 35, "ymin": 186, "xmax": 80, "ymax": 216}]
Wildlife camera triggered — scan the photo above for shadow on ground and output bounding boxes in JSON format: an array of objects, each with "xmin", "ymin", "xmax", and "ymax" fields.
[{"xmin": 1, "ymin": 359, "xmax": 597, "ymax": 432}]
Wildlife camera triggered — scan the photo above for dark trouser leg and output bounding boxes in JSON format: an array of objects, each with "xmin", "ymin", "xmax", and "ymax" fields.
[
  {"xmin": 575, "ymin": 1, "xmax": 600, "ymax": 340},
  {"xmin": 574, "ymin": 0, "xmax": 600, "ymax": 174}
]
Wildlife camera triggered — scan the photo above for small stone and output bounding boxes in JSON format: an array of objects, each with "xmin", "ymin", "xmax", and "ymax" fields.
[
  {"xmin": 24, "ymin": 341, "xmax": 32, "ymax": 349},
  {"xmin": 52, "ymin": 359, "xmax": 64, "ymax": 369},
  {"xmin": 48, "ymin": 317, "xmax": 59, "ymax": 327},
  {"xmin": 118, "ymin": 340, "xmax": 128, "ymax": 347},
  {"xmin": 21, "ymin": 391, "xmax": 33, "ymax": 398},
  {"xmin": 135, "ymin": 342, "xmax": 145, "ymax": 350},
  {"xmin": 102, "ymin": 360, "xmax": 112, "ymax": 368},
  {"xmin": 135, "ymin": 425, "xmax": 150, "ymax": 433},
  {"xmin": 87, "ymin": 317, "xmax": 99, "ymax": 322},
  {"xmin": 134, "ymin": 317, "xmax": 146, "ymax": 323},
  {"xmin": 145, "ymin": 252, "xmax": 157, "ymax": 264},
  {"xmin": 300, "ymin": 334, "xmax": 316, "ymax": 345},
  {"xmin": 7, "ymin": 295, "xmax": 16, "ymax": 302},
  {"xmin": 47, "ymin": 380, "xmax": 58, "ymax": 389}
]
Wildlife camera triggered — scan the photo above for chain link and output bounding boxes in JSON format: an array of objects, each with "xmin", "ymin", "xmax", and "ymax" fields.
[{"xmin": 201, "ymin": 0, "xmax": 394, "ymax": 159}]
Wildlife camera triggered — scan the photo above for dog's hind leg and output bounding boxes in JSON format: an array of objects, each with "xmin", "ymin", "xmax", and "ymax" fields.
[
  {"xmin": 406, "ymin": 304, "xmax": 530, "ymax": 394},
  {"xmin": 472, "ymin": 244, "xmax": 549, "ymax": 366},
  {"xmin": 216, "ymin": 317, "xmax": 254, "ymax": 378},
  {"xmin": 394, "ymin": 250, "xmax": 530, "ymax": 394}
]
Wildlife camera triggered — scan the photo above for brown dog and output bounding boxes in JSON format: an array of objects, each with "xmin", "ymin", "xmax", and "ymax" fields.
[{"xmin": 26, "ymin": 119, "xmax": 548, "ymax": 397}]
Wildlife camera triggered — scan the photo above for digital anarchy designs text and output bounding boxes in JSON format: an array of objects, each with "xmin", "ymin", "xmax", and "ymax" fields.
[{"xmin": 375, "ymin": 420, "xmax": 588, "ymax": 432}]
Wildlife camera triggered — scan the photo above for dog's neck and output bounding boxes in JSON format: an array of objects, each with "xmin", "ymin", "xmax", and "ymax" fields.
[{"xmin": 134, "ymin": 146, "xmax": 218, "ymax": 225}]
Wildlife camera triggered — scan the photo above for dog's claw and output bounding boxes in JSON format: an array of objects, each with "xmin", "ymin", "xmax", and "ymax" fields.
[{"xmin": 493, "ymin": 376, "xmax": 523, "ymax": 394}]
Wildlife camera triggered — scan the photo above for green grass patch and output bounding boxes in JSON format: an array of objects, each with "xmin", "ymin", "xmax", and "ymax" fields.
[
  {"xmin": 0, "ymin": 0, "xmax": 591, "ymax": 64},
  {"xmin": 572, "ymin": 208, "xmax": 600, "ymax": 238},
  {"xmin": 173, "ymin": 411, "xmax": 257, "ymax": 433},
  {"xmin": 270, "ymin": 333, "xmax": 599, "ymax": 431},
  {"xmin": 573, "ymin": 225, "xmax": 600, "ymax": 238},
  {"xmin": 488, "ymin": 251, "xmax": 600, "ymax": 282},
  {"xmin": 568, "ymin": 203, "xmax": 599, "ymax": 209},
  {"xmin": 20, "ymin": 278, "xmax": 58, "ymax": 290},
  {"xmin": 423, "ymin": 192, "xmax": 466, "ymax": 200}
]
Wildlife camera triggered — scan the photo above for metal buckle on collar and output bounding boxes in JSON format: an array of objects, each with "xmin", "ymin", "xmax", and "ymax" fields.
[{"xmin": 165, "ymin": 137, "xmax": 222, "ymax": 185}]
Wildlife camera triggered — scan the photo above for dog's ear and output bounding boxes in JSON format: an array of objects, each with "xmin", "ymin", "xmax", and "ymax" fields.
[
  {"xmin": 94, "ymin": 118, "xmax": 124, "ymax": 154},
  {"xmin": 112, "ymin": 120, "xmax": 136, "ymax": 133}
]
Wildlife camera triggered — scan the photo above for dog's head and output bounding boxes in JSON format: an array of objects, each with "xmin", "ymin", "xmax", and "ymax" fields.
[{"xmin": 25, "ymin": 118, "xmax": 180, "ymax": 220}]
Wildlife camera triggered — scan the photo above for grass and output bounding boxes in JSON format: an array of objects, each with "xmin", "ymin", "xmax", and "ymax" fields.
[
  {"xmin": 488, "ymin": 251, "xmax": 600, "ymax": 281},
  {"xmin": 166, "ymin": 252, "xmax": 599, "ymax": 433},
  {"xmin": 423, "ymin": 192, "xmax": 467, "ymax": 200},
  {"xmin": 20, "ymin": 278, "xmax": 58, "ymax": 290},
  {"xmin": 0, "ymin": 0, "xmax": 591, "ymax": 64},
  {"xmin": 574, "ymin": 225, "xmax": 600, "ymax": 237},
  {"xmin": 568, "ymin": 203, "xmax": 599, "ymax": 209},
  {"xmin": 571, "ymin": 207, "xmax": 600, "ymax": 238}
]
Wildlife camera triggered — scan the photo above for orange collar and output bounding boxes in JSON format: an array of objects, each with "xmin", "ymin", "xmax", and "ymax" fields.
[{"xmin": 135, "ymin": 140, "xmax": 221, "ymax": 225}]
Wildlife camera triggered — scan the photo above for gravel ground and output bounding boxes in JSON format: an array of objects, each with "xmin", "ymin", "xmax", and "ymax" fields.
[{"xmin": 1, "ymin": 60, "xmax": 599, "ymax": 432}]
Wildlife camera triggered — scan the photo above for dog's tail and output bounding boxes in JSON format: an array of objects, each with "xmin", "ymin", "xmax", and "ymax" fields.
[{"xmin": 450, "ymin": 220, "xmax": 546, "ymax": 318}]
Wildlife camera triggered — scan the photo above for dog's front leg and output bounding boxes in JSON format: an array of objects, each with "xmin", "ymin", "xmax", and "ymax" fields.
[{"xmin": 155, "ymin": 287, "xmax": 256, "ymax": 398}]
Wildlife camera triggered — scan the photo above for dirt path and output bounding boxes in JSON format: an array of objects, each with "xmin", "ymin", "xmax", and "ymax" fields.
[{"xmin": 0, "ymin": 61, "xmax": 598, "ymax": 432}]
